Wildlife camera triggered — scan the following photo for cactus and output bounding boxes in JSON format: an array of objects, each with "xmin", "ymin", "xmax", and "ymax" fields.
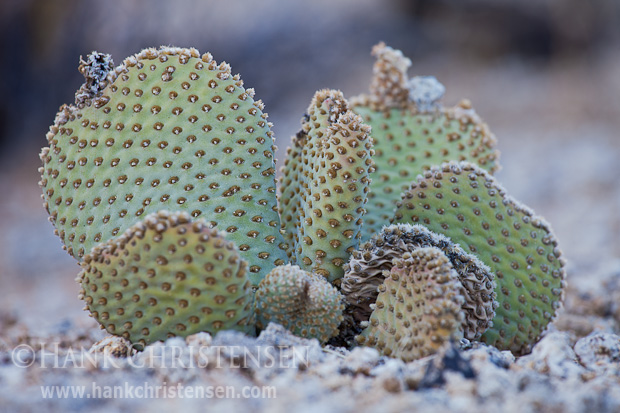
[
  {"xmin": 349, "ymin": 43, "xmax": 500, "ymax": 238},
  {"xmin": 392, "ymin": 162, "xmax": 567, "ymax": 355},
  {"xmin": 342, "ymin": 223, "xmax": 497, "ymax": 341},
  {"xmin": 279, "ymin": 89, "xmax": 375, "ymax": 284},
  {"xmin": 38, "ymin": 44, "xmax": 567, "ymax": 358},
  {"xmin": 254, "ymin": 264, "xmax": 344, "ymax": 343},
  {"xmin": 356, "ymin": 247, "xmax": 465, "ymax": 361},
  {"xmin": 39, "ymin": 46, "xmax": 288, "ymax": 285},
  {"xmin": 78, "ymin": 210, "xmax": 255, "ymax": 349}
]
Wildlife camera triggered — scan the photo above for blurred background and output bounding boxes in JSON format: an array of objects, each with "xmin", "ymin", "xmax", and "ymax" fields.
[{"xmin": 1, "ymin": 0, "xmax": 619, "ymax": 333}]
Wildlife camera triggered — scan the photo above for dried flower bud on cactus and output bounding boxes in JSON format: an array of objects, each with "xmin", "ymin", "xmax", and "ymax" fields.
[
  {"xmin": 78, "ymin": 211, "xmax": 255, "ymax": 349},
  {"xmin": 254, "ymin": 264, "xmax": 344, "ymax": 343},
  {"xmin": 367, "ymin": 42, "xmax": 411, "ymax": 109},
  {"xmin": 39, "ymin": 46, "xmax": 288, "ymax": 285},
  {"xmin": 392, "ymin": 162, "xmax": 567, "ymax": 355},
  {"xmin": 350, "ymin": 43, "xmax": 500, "ymax": 238},
  {"xmin": 356, "ymin": 247, "xmax": 465, "ymax": 361},
  {"xmin": 342, "ymin": 223, "xmax": 497, "ymax": 341},
  {"xmin": 279, "ymin": 89, "xmax": 375, "ymax": 284}
]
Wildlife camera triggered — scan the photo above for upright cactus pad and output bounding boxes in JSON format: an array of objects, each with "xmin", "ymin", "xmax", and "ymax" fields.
[
  {"xmin": 254, "ymin": 264, "xmax": 344, "ymax": 343},
  {"xmin": 39, "ymin": 46, "xmax": 287, "ymax": 285},
  {"xmin": 342, "ymin": 223, "xmax": 497, "ymax": 340},
  {"xmin": 78, "ymin": 211, "xmax": 255, "ymax": 349},
  {"xmin": 279, "ymin": 90, "xmax": 375, "ymax": 284},
  {"xmin": 350, "ymin": 43, "xmax": 500, "ymax": 238},
  {"xmin": 356, "ymin": 247, "xmax": 465, "ymax": 361},
  {"xmin": 392, "ymin": 162, "xmax": 567, "ymax": 354}
]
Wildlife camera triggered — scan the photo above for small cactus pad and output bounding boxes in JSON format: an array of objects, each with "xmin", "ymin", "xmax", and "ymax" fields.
[
  {"xmin": 350, "ymin": 43, "xmax": 500, "ymax": 238},
  {"xmin": 279, "ymin": 89, "xmax": 375, "ymax": 284},
  {"xmin": 356, "ymin": 247, "xmax": 465, "ymax": 361},
  {"xmin": 392, "ymin": 162, "xmax": 567, "ymax": 354},
  {"xmin": 254, "ymin": 264, "xmax": 344, "ymax": 343},
  {"xmin": 78, "ymin": 211, "xmax": 255, "ymax": 349},
  {"xmin": 40, "ymin": 46, "xmax": 287, "ymax": 285},
  {"xmin": 342, "ymin": 223, "xmax": 496, "ymax": 340}
]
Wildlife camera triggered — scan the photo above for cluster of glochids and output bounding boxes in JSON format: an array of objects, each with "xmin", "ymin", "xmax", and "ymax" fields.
[{"xmin": 40, "ymin": 43, "xmax": 566, "ymax": 358}]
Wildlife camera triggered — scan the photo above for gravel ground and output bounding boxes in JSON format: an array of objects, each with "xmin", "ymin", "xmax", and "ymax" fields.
[{"xmin": 2, "ymin": 269, "xmax": 620, "ymax": 413}]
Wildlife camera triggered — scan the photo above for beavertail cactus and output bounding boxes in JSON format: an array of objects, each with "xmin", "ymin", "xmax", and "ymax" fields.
[
  {"xmin": 40, "ymin": 46, "xmax": 287, "ymax": 285},
  {"xmin": 78, "ymin": 211, "xmax": 255, "ymax": 349},
  {"xmin": 356, "ymin": 247, "xmax": 465, "ymax": 361},
  {"xmin": 39, "ymin": 44, "xmax": 567, "ymax": 359},
  {"xmin": 254, "ymin": 264, "xmax": 344, "ymax": 343},
  {"xmin": 350, "ymin": 43, "xmax": 500, "ymax": 238},
  {"xmin": 392, "ymin": 162, "xmax": 567, "ymax": 355},
  {"xmin": 342, "ymin": 223, "xmax": 497, "ymax": 341},
  {"xmin": 279, "ymin": 90, "xmax": 375, "ymax": 284}
]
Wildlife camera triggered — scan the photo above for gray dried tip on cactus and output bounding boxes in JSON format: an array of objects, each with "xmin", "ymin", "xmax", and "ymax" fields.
[
  {"xmin": 392, "ymin": 161, "xmax": 567, "ymax": 355},
  {"xmin": 254, "ymin": 264, "xmax": 344, "ymax": 343},
  {"xmin": 342, "ymin": 223, "xmax": 497, "ymax": 341},
  {"xmin": 279, "ymin": 89, "xmax": 375, "ymax": 284},
  {"xmin": 406, "ymin": 76, "xmax": 446, "ymax": 114},
  {"xmin": 350, "ymin": 42, "xmax": 500, "ymax": 238},
  {"xmin": 356, "ymin": 247, "xmax": 466, "ymax": 361},
  {"xmin": 78, "ymin": 210, "xmax": 255, "ymax": 349},
  {"xmin": 75, "ymin": 52, "xmax": 115, "ymax": 108},
  {"xmin": 39, "ymin": 46, "xmax": 288, "ymax": 285}
]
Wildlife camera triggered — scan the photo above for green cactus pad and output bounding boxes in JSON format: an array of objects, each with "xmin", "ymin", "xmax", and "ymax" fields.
[
  {"xmin": 350, "ymin": 43, "xmax": 500, "ymax": 238},
  {"xmin": 254, "ymin": 264, "xmax": 344, "ymax": 343},
  {"xmin": 279, "ymin": 89, "xmax": 375, "ymax": 284},
  {"xmin": 392, "ymin": 162, "xmax": 567, "ymax": 354},
  {"xmin": 39, "ymin": 46, "xmax": 287, "ymax": 285},
  {"xmin": 342, "ymin": 223, "xmax": 497, "ymax": 341},
  {"xmin": 356, "ymin": 247, "xmax": 465, "ymax": 361},
  {"xmin": 78, "ymin": 210, "xmax": 255, "ymax": 349}
]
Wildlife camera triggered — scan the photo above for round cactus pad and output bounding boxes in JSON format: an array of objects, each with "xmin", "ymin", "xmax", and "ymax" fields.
[
  {"xmin": 40, "ymin": 46, "xmax": 287, "ymax": 285},
  {"xmin": 350, "ymin": 43, "xmax": 499, "ymax": 238},
  {"xmin": 78, "ymin": 211, "xmax": 255, "ymax": 348},
  {"xmin": 392, "ymin": 162, "xmax": 566, "ymax": 354}
]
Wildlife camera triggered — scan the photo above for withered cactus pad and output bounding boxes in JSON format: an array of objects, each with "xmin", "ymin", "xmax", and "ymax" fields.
[
  {"xmin": 343, "ymin": 223, "xmax": 497, "ymax": 341},
  {"xmin": 356, "ymin": 247, "xmax": 466, "ymax": 361}
]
